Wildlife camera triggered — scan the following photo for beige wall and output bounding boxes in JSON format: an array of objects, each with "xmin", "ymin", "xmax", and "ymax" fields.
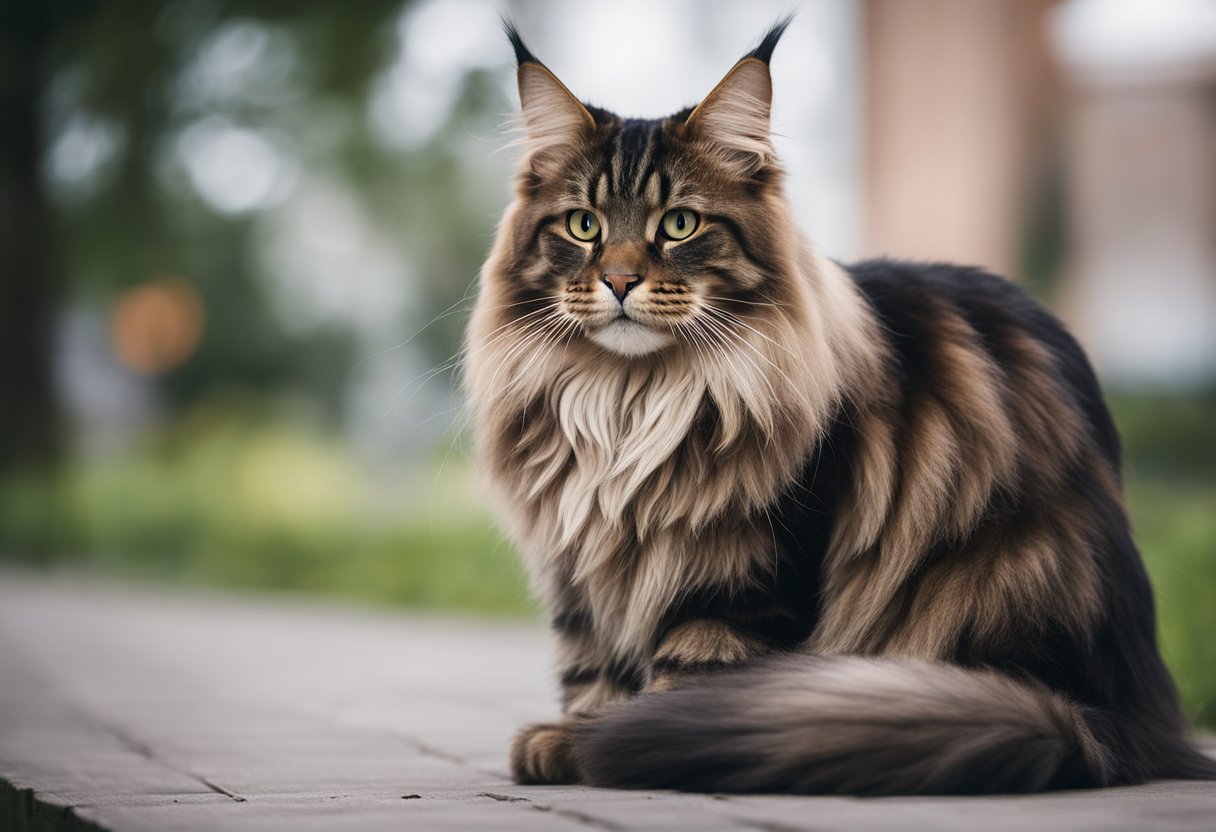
[{"xmin": 861, "ymin": 0, "xmax": 1059, "ymax": 277}]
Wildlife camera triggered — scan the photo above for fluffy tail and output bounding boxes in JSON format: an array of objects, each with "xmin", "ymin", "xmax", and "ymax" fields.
[{"xmin": 575, "ymin": 655, "xmax": 1157, "ymax": 794}]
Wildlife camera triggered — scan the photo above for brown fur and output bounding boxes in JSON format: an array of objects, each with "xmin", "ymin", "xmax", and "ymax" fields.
[
  {"xmin": 648, "ymin": 619, "xmax": 772, "ymax": 691},
  {"xmin": 510, "ymin": 722, "xmax": 581, "ymax": 785}
]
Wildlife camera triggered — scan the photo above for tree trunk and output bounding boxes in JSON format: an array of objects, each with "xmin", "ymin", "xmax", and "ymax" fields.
[{"xmin": 0, "ymin": 7, "xmax": 61, "ymax": 474}]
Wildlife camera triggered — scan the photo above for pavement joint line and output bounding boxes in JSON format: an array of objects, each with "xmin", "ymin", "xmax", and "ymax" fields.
[
  {"xmin": 279, "ymin": 699, "xmax": 514, "ymax": 780},
  {"xmin": 476, "ymin": 789, "xmax": 626, "ymax": 830},
  {"xmin": 527, "ymin": 800, "xmax": 627, "ymax": 831},
  {"xmin": 396, "ymin": 734, "xmax": 508, "ymax": 780},
  {"xmin": 79, "ymin": 711, "xmax": 248, "ymax": 804}
]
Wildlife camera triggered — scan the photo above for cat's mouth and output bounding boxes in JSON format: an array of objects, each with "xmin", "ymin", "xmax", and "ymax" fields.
[{"xmin": 586, "ymin": 316, "xmax": 675, "ymax": 357}]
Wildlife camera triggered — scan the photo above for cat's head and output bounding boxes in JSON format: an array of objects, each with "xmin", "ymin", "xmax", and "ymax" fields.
[{"xmin": 488, "ymin": 19, "xmax": 805, "ymax": 359}]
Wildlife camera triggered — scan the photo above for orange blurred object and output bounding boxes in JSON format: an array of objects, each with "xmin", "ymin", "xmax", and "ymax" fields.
[{"xmin": 110, "ymin": 277, "xmax": 206, "ymax": 376}]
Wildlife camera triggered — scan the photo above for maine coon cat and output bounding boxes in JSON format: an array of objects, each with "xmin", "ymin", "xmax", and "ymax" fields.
[{"xmin": 465, "ymin": 19, "xmax": 1215, "ymax": 793}]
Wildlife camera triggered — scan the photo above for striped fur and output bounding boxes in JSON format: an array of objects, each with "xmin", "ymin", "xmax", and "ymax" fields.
[{"xmin": 468, "ymin": 21, "xmax": 1216, "ymax": 793}]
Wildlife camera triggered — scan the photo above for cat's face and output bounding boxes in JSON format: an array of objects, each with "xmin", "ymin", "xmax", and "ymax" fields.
[{"xmin": 493, "ymin": 23, "xmax": 796, "ymax": 359}]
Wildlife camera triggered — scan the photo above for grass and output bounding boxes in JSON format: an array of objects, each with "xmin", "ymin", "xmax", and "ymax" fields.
[{"xmin": 0, "ymin": 393, "xmax": 1212, "ymax": 727}]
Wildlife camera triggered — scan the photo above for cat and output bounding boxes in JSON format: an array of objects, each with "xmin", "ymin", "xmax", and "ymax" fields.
[{"xmin": 465, "ymin": 18, "xmax": 1216, "ymax": 794}]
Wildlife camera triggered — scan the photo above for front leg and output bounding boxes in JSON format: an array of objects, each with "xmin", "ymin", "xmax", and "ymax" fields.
[
  {"xmin": 646, "ymin": 618, "xmax": 771, "ymax": 692},
  {"xmin": 511, "ymin": 616, "xmax": 638, "ymax": 784},
  {"xmin": 557, "ymin": 626, "xmax": 641, "ymax": 716}
]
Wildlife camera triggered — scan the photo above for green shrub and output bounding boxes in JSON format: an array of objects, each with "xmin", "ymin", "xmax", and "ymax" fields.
[{"xmin": 0, "ymin": 414, "xmax": 536, "ymax": 617}]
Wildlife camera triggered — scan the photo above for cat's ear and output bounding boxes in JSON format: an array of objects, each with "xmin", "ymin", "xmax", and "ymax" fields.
[
  {"xmin": 504, "ymin": 19, "xmax": 594, "ymax": 157},
  {"xmin": 685, "ymin": 18, "xmax": 791, "ymax": 174}
]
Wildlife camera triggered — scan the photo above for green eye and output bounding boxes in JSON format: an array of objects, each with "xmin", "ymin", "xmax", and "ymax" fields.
[
  {"xmin": 660, "ymin": 209, "xmax": 699, "ymax": 241},
  {"xmin": 566, "ymin": 210, "xmax": 601, "ymax": 242}
]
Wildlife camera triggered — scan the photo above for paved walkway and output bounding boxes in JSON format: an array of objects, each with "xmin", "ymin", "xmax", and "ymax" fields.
[{"xmin": 1, "ymin": 574, "xmax": 1213, "ymax": 831}]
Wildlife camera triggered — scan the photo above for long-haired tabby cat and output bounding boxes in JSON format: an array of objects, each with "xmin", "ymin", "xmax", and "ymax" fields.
[{"xmin": 466, "ymin": 19, "xmax": 1215, "ymax": 794}]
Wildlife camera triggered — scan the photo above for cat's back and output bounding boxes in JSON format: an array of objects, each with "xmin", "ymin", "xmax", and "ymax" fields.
[
  {"xmin": 808, "ymin": 257, "xmax": 1132, "ymax": 662},
  {"xmin": 842, "ymin": 257, "xmax": 1120, "ymax": 464}
]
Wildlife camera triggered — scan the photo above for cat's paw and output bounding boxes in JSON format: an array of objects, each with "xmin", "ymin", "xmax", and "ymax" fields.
[
  {"xmin": 509, "ymin": 721, "xmax": 582, "ymax": 785},
  {"xmin": 646, "ymin": 619, "xmax": 769, "ymax": 691}
]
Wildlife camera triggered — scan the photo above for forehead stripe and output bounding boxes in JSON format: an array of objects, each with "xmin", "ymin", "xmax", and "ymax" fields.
[
  {"xmin": 632, "ymin": 133, "xmax": 657, "ymax": 198},
  {"xmin": 616, "ymin": 126, "xmax": 644, "ymax": 195},
  {"xmin": 611, "ymin": 130, "xmax": 628, "ymax": 196},
  {"xmin": 607, "ymin": 131, "xmax": 624, "ymax": 197},
  {"xmin": 584, "ymin": 172, "xmax": 598, "ymax": 206},
  {"xmin": 637, "ymin": 164, "xmax": 658, "ymax": 202}
]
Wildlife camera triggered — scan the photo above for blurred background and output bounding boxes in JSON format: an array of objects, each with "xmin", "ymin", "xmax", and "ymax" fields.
[{"xmin": 0, "ymin": 0, "xmax": 1212, "ymax": 727}]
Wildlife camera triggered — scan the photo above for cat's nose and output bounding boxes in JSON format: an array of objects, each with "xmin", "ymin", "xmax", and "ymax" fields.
[{"xmin": 602, "ymin": 273, "xmax": 641, "ymax": 302}]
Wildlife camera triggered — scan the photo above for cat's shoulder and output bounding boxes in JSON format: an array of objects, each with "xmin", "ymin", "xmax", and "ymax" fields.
[
  {"xmin": 841, "ymin": 257, "xmax": 1043, "ymax": 324},
  {"xmin": 839, "ymin": 257, "xmax": 1081, "ymax": 357},
  {"xmin": 839, "ymin": 257, "xmax": 1117, "ymax": 455}
]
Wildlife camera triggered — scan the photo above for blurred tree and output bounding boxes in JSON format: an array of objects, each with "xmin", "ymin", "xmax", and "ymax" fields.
[{"xmin": 0, "ymin": 0, "xmax": 416, "ymax": 473}]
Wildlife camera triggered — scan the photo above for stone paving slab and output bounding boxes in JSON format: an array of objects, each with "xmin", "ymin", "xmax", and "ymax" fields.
[{"xmin": 0, "ymin": 573, "xmax": 1213, "ymax": 831}]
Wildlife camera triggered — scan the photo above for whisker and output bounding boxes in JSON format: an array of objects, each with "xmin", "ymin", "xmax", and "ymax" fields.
[
  {"xmin": 482, "ymin": 308, "xmax": 570, "ymax": 399},
  {"xmin": 702, "ymin": 295, "xmax": 784, "ymax": 309},
  {"xmin": 354, "ymin": 279, "xmax": 550, "ymax": 374},
  {"xmin": 384, "ymin": 353, "xmax": 465, "ymax": 419},
  {"xmin": 700, "ymin": 307, "xmax": 797, "ymax": 388},
  {"xmin": 696, "ymin": 312, "xmax": 783, "ymax": 402},
  {"xmin": 702, "ymin": 304, "xmax": 798, "ymax": 358}
]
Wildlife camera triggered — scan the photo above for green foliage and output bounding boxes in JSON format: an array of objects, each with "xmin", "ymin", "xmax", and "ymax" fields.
[
  {"xmin": 1112, "ymin": 392, "xmax": 1216, "ymax": 729},
  {"xmin": 0, "ymin": 411, "xmax": 536, "ymax": 618},
  {"xmin": 1132, "ymin": 481, "xmax": 1216, "ymax": 728},
  {"xmin": 1109, "ymin": 391, "xmax": 1216, "ymax": 482}
]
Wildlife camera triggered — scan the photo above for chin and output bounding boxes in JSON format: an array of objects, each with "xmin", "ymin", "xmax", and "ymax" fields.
[{"xmin": 587, "ymin": 318, "xmax": 676, "ymax": 357}]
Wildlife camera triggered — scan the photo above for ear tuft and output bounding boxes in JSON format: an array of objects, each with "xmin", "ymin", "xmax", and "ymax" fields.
[
  {"xmin": 746, "ymin": 14, "xmax": 794, "ymax": 66},
  {"xmin": 501, "ymin": 15, "xmax": 540, "ymax": 68},
  {"xmin": 684, "ymin": 19, "xmax": 792, "ymax": 174},
  {"xmin": 505, "ymin": 22, "xmax": 594, "ymax": 167}
]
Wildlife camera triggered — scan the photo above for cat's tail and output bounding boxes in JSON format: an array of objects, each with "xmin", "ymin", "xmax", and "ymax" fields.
[{"xmin": 573, "ymin": 655, "xmax": 1215, "ymax": 794}]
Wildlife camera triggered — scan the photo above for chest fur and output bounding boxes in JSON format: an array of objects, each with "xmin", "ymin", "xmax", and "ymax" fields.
[{"xmin": 484, "ymin": 360, "xmax": 791, "ymax": 661}]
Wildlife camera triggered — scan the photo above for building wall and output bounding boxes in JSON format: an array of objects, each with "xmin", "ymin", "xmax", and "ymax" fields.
[{"xmin": 861, "ymin": 0, "xmax": 1059, "ymax": 278}]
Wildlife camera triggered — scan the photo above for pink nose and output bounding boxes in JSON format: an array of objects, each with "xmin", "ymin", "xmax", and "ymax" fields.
[{"xmin": 602, "ymin": 273, "xmax": 641, "ymax": 301}]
